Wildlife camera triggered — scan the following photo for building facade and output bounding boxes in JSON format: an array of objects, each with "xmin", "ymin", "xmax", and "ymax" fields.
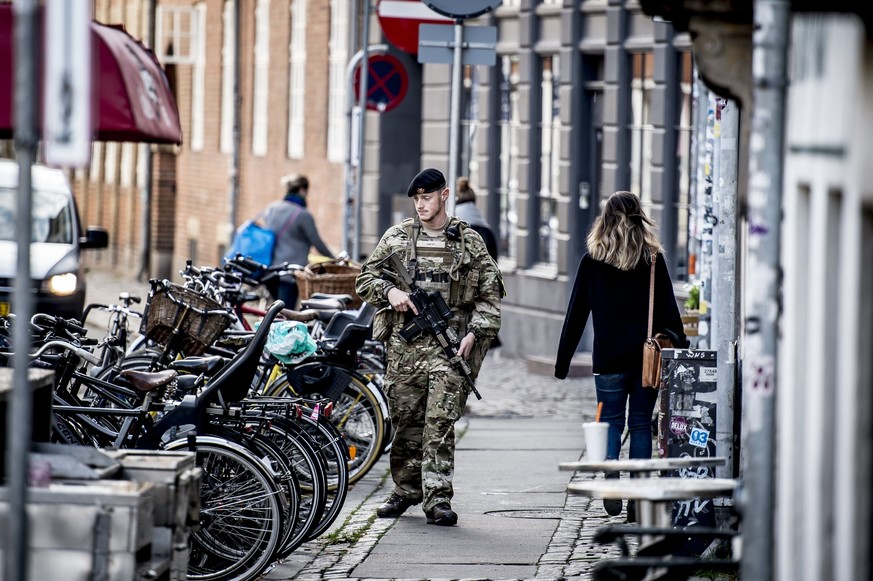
[
  {"xmin": 401, "ymin": 0, "xmax": 695, "ymax": 359},
  {"xmin": 65, "ymin": 0, "xmax": 696, "ymax": 362}
]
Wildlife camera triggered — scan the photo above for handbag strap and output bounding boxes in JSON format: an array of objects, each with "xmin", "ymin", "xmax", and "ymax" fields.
[
  {"xmin": 647, "ymin": 252, "xmax": 657, "ymax": 337},
  {"xmin": 277, "ymin": 204, "xmax": 303, "ymax": 238}
]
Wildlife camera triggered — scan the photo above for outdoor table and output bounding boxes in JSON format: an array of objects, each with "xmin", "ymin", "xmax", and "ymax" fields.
[
  {"xmin": 566, "ymin": 476, "xmax": 738, "ymax": 528},
  {"xmin": 568, "ymin": 476, "xmax": 740, "ymax": 580},
  {"xmin": 559, "ymin": 456, "xmax": 727, "ymax": 473}
]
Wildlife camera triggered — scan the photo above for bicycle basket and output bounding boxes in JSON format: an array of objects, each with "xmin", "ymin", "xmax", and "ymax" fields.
[
  {"xmin": 285, "ymin": 362, "xmax": 351, "ymax": 402},
  {"xmin": 140, "ymin": 280, "xmax": 233, "ymax": 356},
  {"xmin": 294, "ymin": 259, "xmax": 362, "ymax": 307}
]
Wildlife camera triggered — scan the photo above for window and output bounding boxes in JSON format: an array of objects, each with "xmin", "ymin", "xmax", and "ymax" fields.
[
  {"xmin": 89, "ymin": 142, "xmax": 102, "ymax": 182},
  {"xmin": 155, "ymin": 5, "xmax": 199, "ymax": 65},
  {"xmin": 220, "ymin": 0, "xmax": 234, "ymax": 153},
  {"xmin": 190, "ymin": 2, "xmax": 207, "ymax": 152},
  {"xmin": 461, "ymin": 66, "xmax": 481, "ymax": 185},
  {"xmin": 497, "ymin": 55, "xmax": 521, "ymax": 262},
  {"xmin": 630, "ymin": 52, "xmax": 654, "ymax": 203},
  {"xmin": 120, "ymin": 144, "xmax": 135, "ymax": 187},
  {"xmin": 287, "ymin": 0, "xmax": 308, "ymax": 159},
  {"xmin": 327, "ymin": 0, "xmax": 349, "ymax": 162},
  {"xmin": 537, "ymin": 54, "xmax": 560, "ymax": 266},
  {"xmin": 0, "ymin": 188, "xmax": 73, "ymax": 244},
  {"xmin": 251, "ymin": 0, "xmax": 271, "ymax": 156},
  {"xmin": 136, "ymin": 144, "xmax": 148, "ymax": 189},
  {"xmin": 104, "ymin": 142, "xmax": 118, "ymax": 185}
]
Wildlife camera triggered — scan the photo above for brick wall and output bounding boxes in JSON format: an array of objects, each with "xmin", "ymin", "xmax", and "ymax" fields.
[{"xmin": 75, "ymin": 0, "xmax": 348, "ymax": 279}]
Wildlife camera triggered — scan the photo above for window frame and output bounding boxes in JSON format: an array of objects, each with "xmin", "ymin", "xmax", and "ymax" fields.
[
  {"xmin": 155, "ymin": 5, "xmax": 200, "ymax": 65},
  {"xmin": 251, "ymin": 0, "xmax": 271, "ymax": 157}
]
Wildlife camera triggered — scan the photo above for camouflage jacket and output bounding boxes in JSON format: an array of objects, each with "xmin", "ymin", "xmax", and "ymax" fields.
[{"xmin": 355, "ymin": 215, "xmax": 504, "ymax": 343}]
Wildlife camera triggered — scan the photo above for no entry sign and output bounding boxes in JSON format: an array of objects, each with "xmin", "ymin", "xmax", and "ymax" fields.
[
  {"xmin": 354, "ymin": 54, "xmax": 409, "ymax": 112},
  {"xmin": 377, "ymin": 0, "xmax": 451, "ymax": 55}
]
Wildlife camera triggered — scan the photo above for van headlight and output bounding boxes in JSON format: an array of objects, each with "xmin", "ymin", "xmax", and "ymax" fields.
[{"xmin": 43, "ymin": 273, "xmax": 78, "ymax": 296}]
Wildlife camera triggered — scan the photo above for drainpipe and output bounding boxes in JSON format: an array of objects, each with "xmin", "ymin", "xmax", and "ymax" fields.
[
  {"xmin": 741, "ymin": 1, "xmax": 790, "ymax": 579},
  {"xmin": 229, "ymin": 0, "xmax": 242, "ymax": 230},
  {"xmin": 352, "ymin": 0, "xmax": 372, "ymax": 261},
  {"xmin": 138, "ymin": 0, "xmax": 156, "ymax": 281},
  {"xmin": 712, "ymin": 98, "xmax": 740, "ymax": 480}
]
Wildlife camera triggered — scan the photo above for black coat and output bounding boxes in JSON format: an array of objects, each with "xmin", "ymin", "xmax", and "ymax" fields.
[
  {"xmin": 555, "ymin": 253, "xmax": 687, "ymax": 378},
  {"xmin": 468, "ymin": 224, "xmax": 498, "ymax": 261}
]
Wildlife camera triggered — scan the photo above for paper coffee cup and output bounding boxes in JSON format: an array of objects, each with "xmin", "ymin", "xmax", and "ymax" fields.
[{"xmin": 583, "ymin": 421, "xmax": 609, "ymax": 462}]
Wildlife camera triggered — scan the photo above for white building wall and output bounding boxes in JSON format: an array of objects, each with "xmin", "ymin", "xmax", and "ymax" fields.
[{"xmin": 778, "ymin": 14, "xmax": 870, "ymax": 581}]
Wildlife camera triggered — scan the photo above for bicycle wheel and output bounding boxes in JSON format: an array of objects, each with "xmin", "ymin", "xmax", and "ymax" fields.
[
  {"xmin": 205, "ymin": 423, "xmax": 302, "ymax": 560},
  {"xmin": 270, "ymin": 414, "xmax": 349, "ymax": 540},
  {"xmin": 266, "ymin": 367, "xmax": 387, "ymax": 485},
  {"xmin": 255, "ymin": 419, "xmax": 328, "ymax": 558},
  {"xmin": 164, "ymin": 436, "xmax": 284, "ymax": 581},
  {"xmin": 50, "ymin": 413, "xmax": 99, "ymax": 447}
]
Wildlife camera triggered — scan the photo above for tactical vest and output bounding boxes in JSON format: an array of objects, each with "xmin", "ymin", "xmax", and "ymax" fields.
[{"xmin": 401, "ymin": 217, "xmax": 479, "ymax": 310}]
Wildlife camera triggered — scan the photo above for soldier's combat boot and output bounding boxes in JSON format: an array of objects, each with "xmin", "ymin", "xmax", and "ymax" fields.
[
  {"xmin": 376, "ymin": 493, "xmax": 420, "ymax": 517},
  {"xmin": 425, "ymin": 503, "xmax": 458, "ymax": 526}
]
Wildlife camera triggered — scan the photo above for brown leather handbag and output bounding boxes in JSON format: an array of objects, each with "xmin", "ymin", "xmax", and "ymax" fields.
[{"xmin": 642, "ymin": 253, "xmax": 673, "ymax": 388}]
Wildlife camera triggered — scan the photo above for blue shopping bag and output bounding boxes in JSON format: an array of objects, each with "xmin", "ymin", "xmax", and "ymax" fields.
[{"xmin": 225, "ymin": 220, "xmax": 275, "ymax": 266}]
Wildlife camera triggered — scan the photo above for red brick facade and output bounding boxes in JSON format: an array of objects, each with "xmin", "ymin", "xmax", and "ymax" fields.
[{"xmin": 76, "ymin": 0, "xmax": 347, "ymax": 279}]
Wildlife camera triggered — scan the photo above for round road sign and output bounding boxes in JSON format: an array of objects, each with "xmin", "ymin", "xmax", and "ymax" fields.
[
  {"xmin": 423, "ymin": 0, "xmax": 502, "ymax": 20},
  {"xmin": 354, "ymin": 54, "xmax": 409, "ymax": 113},
  {"xmin": 377, "ymin": 0, "xmax": 451, "ymax": 55}
]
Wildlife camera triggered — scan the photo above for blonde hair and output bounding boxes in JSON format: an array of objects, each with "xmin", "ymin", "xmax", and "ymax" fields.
[
  {"xmin": 456, "ymin": 176, "xmax": 476, "ymax": 204},
  {"xmin": 586, "ymin": 191, "xmax": 662, "ymax": 270}
]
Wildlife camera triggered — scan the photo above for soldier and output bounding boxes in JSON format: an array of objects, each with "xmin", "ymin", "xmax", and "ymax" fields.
[{"xmin": 356, "ymin": 168, "xmax": 504, "ymax": 526}]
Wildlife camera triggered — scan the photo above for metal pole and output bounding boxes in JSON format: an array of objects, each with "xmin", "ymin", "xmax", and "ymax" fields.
[
  {"xmin": 344, "ymin": 43, "xmax": 388, "ymax": 256},
  {"xmin": 9, "ymin": 3, "xmax": 38, "ymax": 580},
  {"xmin": 138, "ymin": 0, "xmax": 157, "ymax": 281},
  {"xmin": 741, "ymin": 1, "xmax": 790, "ymax": 579},
  {"xmin": 229, "ymin": 0, "xmax": 242, "ymax": 230},
  {"xmin": 446, "ymin": 18, "xmax": 463, "ymax": 216},
  {"xmin": 713, "ymin": 98, "xmax": 740, "ymax": 480},
  {"xmin": 698, "ymin": 92, "xmax": 716, "ymax": 349},
  {"xmin": 352, "ymin": 0, "xmax": 371, "ymax": 262}
]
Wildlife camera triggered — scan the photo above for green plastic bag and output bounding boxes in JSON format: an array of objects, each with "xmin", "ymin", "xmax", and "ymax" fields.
[{"xmin": 264, "ymin": 321, "xmax": 317, "ymax": 363}]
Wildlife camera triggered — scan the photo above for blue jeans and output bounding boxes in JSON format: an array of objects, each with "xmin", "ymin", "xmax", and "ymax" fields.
[
  {"xmin": 276, "ymin": 281, "xmax": 298, "ymax": 310},
  {"xmin": 594, "ymin": 372, "xmax": 659, "ymax": 460}
]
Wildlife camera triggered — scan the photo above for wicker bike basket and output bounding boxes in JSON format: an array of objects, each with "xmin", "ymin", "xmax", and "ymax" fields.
[
  {"xmin": 140, "ymin": 280, "xmax": 234, "ymax": 356},
  {"xmin": 294, "ymin": 259, "xmax": 362, "ymax": 307}
]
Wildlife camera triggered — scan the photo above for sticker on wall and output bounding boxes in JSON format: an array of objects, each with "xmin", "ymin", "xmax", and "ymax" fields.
[
  {"xmin": 700, "ymin": 367, "xmax": 718, "ymax": 382},
  {"xmin": 689, "ymin": 427, "xmax": 710, "ymax": 449},
  {"xmin": 670, "ymin": 417, "xmax": 688, "ymax": 436}
]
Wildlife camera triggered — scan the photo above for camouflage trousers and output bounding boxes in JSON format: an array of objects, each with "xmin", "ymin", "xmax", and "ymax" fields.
[{"xmin": 383, "ymin": 333, "xmax": 471, "ymax": 512}]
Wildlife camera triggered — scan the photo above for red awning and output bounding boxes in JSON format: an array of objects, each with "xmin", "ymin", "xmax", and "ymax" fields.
[{"xmin": 0, "ymin": 5, "xmax": 182, "ymax": 145}]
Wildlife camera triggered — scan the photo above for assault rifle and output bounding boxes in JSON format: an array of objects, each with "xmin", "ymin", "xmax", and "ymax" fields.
[{"xmin": 375, "ymin": 252, "xmax": 482, "ymax": 400}]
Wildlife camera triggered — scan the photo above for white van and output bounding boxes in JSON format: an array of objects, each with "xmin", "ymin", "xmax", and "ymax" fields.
[{"xmin": 0, "ymin": 159, "xmax": 109, "ymax": 320}]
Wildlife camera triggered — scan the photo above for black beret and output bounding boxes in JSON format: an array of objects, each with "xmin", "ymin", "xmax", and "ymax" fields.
[{"xmin": 406, "ymin": 168, "xmax": 447, "ymax": 197}]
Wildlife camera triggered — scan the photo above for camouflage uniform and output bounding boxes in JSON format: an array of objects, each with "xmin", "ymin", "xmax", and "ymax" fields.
[{"xmin": 356, "ymin": 215, "xmax": 503, "ymax": 511}]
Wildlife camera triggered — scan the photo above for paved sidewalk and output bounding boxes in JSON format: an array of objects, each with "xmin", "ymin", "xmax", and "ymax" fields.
[{"xmin": 261, "ymin": 351, "xmax": 633, "ymax": 581}]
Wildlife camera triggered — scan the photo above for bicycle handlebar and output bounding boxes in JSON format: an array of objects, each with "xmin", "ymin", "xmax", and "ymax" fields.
[
  {"xmin": 30, "ymin": 340, "xmax": 101, "ymax": 366},
  {"xmin": 31, "ymin": 313, "xmax": 88, "ymax": 337}
]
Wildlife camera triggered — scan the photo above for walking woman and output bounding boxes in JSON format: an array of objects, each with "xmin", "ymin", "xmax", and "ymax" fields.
[{"xmin": 554, "ymin": 191, "xmax": 686, "ymax": 518}]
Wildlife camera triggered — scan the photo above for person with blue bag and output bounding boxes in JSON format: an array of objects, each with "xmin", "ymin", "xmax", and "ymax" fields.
[{"xmin": 263, "ymin": 174, "xmax": 334, "ymax": 309}]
